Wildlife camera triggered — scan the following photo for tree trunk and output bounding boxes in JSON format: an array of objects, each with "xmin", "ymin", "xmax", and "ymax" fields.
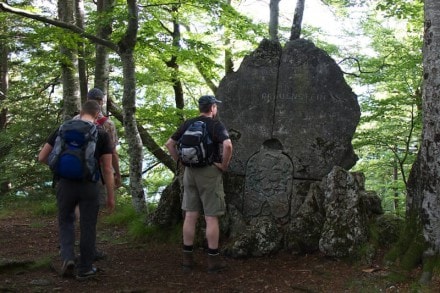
[
  {"xmin": 118, "ymin": 0, "xmax": 145, "ymax": 213},
  {"xmin": 269, "ymin": 0, "xmax": 280, "ymax": 41},
  {"xmin": 58, "ymin": 0, "xmax": 80, "ymax": 119},
  {"xmin": 290, "ymin": 0, "xmax": 305, "ymax": 40},
  {"xmin": 0, "ymin": 44, "xmax": 8, "ymax": 130},
  {"xmin": 95, "ymin": 0, "xmax": 114, "ymax": 114},
  {"xmin": 0, "ymin": 41, "xmax": 11, "ymax": 194},
  {"xmin": 75, "ymin": 0, "xmax": 88, "ymax": 103},
  {"xmin": 224, "ymin": 0, "xmax": 234, "ymax": 74},
  {"xmin": 166, "ymin": 5, "xmax": 184, "ymax": 111},
  {"xmin": 400, "ymin": 0, "xmax": 440, "ymax": 284}
]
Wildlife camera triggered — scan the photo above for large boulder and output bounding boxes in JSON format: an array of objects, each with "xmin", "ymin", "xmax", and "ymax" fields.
[
  {"xmin": 318, "ymin": 166, "xmax": 370, "ymax": 257},
  {"xmin": 217, "ymin": 38, "xmax": 360, "ymax": 180}
]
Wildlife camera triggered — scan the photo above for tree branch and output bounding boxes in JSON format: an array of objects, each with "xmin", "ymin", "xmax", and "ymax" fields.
[
  {"xmin": 0, "ymin": 2, "xmax": 118, "ymax": 52},
  {"xmin": 107, "ymin": 97, "xmax": 177, "ymax": 173},
  {"xmin": 338, "ymin": 56, "xmax": 387, "ymax": 77}
]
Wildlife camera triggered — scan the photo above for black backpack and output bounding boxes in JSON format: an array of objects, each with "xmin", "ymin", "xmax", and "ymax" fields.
[
  {"xmin": 177, "ymin": 120, "xmax": 213, "ymax": 167},
  {"xmin": 48, "ymin": 119, "xmax": 100, "ymax": 182}
]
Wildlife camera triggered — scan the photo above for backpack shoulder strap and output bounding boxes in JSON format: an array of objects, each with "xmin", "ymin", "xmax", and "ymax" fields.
[{"xmin": 96, "ymin": 116, "xmax": 109, "ymax": 126}]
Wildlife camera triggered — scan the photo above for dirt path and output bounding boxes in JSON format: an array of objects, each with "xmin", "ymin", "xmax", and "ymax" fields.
[{"xmin": 0, "ymin": 209, "xmax": 437, "ymax": 292}]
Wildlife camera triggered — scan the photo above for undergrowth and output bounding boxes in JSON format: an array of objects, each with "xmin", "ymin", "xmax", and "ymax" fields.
[{"xmin": 103, "ymin": 196, "xmax": 181, "ymax": 244}]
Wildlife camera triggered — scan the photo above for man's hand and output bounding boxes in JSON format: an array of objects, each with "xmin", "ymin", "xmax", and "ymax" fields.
[
  {"xmin": 106, "ymin": 196, "xmax": 115, "ymax": 213},
  {"xmin": 114, "ymin": 173, "xmax": 122, "ymax": 189},
  {"xmin": 214, "ymin": 162, "xmax": 227, "ymax": 172}
]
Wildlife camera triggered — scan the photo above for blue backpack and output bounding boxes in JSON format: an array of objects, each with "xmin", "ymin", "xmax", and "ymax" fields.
[
  {"xmin": 177, "ymin": 120, "xmax": 213, "ymax": 167},
  {"xmin": 48, "ymin": 119, "xmax": 100, "ymax": 181}
]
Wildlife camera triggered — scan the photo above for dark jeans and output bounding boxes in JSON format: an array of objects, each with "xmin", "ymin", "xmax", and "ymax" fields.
[{"xmin": 56, "ymin": 178, "xmax": 99, "ymax": 274}]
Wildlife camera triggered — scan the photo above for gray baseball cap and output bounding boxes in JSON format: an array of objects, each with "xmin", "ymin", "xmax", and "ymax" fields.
[
  {"xmin": 87, "ymin": 88, "xmax": 105, "ymax": 100},
  {"xmin": 198, "ymin": 95, "xmax": 222, "ymax": 105}
]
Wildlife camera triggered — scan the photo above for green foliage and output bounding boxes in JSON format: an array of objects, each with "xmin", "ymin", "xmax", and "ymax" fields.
[
  {"xmin": 28, "ymin": 256, "xmax": 53, "ymax": 270},
  {"xmin": 33, "ymin": 199, "xmax": 57, "ymax": 217},
  {"xmin": 104, "ymin": 198, "xmax": 181, "ymax": 243},
  {"xmin": 0, "ymin": 193, "xmax": 56, "ymax": 221},
  {"xmin": 133, "ymin": 223, "xmax": 182, "ymax": 243},
  {"xmin": 422, "ymin": 255, "xmax": 440, "ymax": 274},
  {"xmin": 350, "ymin": 3, "xmax": 423, "ymax": 215},
  {"xmin": 376, "ymin": 0, "xmax": 423, "ymax": 21},
  {"xmin": 384, "ymin": 212, "xmax": 427, "ymax": 271},
  {"xmin": 105, "ymin": 198, "xmax": 140, "ymax": 225}
]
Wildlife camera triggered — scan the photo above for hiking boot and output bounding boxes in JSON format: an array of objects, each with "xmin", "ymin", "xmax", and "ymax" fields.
[
  {"xmin": 76, "ymin": 267, "xmax": 98, "ymax": 281},
  {"xmin": 182, "ymin": 250, "xmax": 194, "ymax": 271},
  {"xmin": 94, "ymin": 250, "xmax": 107, "ymax": 261},
  {"xmin": 60, "ymin": 260, "xmax": 75, "ymax": 278},
  {"xmin": 207, "ymin": 253, "xmax": 226, "ymax": 273}
]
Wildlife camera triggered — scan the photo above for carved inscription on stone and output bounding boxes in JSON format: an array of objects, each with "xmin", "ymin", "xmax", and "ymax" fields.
[{"xmin": 243, "ymin": 144, "xmax": 292, "ymax": 221}]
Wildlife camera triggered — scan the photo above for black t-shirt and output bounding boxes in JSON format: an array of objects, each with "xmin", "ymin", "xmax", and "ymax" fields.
[
  {"xmin": 171, "ymin": 116, "xmax": 230, "ymax": 163},
  {"xmin": 47, "ymin": 125, "xmax": 113, "ymax": 160}
]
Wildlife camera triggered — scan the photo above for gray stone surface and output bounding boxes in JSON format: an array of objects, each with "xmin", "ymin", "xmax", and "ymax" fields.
[
  {"xmin": 217, "ymin": 38, "xmax": 360, "ymax": 179},
  {"xmin": 286, "ymin": 182, "xmax": 325, "ymax": 253},
  {"xmin": 224, "ymin": 216, "xmax": 283, "ymax": 258},
  {"xmin": 243, "ymin": 143, "xmax": 292, "ymax": 222},
  {"xmin": 319, "ymin": 166, "xmax": 369, "ymax": 257}
]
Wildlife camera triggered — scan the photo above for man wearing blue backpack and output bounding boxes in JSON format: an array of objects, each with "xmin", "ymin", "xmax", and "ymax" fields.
[
  {"xmin": 165, "ymin": 95, "xmax": 233, "ymax": 273},
  {"xmin": 73, "ymin": 88, "xmax": 121, "ymax": 261},
  {"xmin": 38, "ymin": 100, "xmax": 115, "ymax": 280}
]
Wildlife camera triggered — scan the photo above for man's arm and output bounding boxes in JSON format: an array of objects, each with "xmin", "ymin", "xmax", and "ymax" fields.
[
  {"xmin": 112, "ymin": 150, "xmax": 122, "ymax": 188},
  {"xmin": 214, "ymin": 138, "xmax": 232, "ymax": 172},
  {"xmin": 165, "ymin": 138, "xmax": 179, "ymax": 162},
  {"xmin": 38, "ymin": 143, "xmax": 53, "ymax": 164},
  {"xmin": 100, "ymin": 153, "xmax": 115, "ymax": 212},
  {"xmin": 106, "ymin": 119, "xmax": 122, "ymax": 188}
]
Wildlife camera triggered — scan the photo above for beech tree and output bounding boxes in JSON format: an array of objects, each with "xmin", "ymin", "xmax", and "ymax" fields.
[
  {"xmin": 290, "ymin": 0, "xmax": 305, "ymax": 40},
  {"xmin": 394, "ymin": 0, "xmax": 440, "ymax": 284},
  {"xmin": 269, "ymin": 0, "xmax": 280, "ymax": 40},
  {"xmin": 58, "ymin": 0, "xmax": 80, "ymax": 119},
  {"xmin": 94, "ymin": 0, "xmax": 114, "ymax": 99},
  {"xmin": 0, "ymin": 27, "xmax": 9, "ymax": 194},
  {"xmin": 75, "ymin": 0, "xmax": 87, "ymax": 102}
]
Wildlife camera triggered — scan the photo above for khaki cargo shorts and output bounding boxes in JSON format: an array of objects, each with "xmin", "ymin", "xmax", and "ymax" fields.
[{"xmin": 182, "ymin": 165, "xmax": 225, "ymax": 216}]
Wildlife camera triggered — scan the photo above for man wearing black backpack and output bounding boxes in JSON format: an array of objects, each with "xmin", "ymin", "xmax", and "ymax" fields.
[
  {"xmin": 165, "ymin": 95, "xmax": 233, "ymax": 273},
  {"xmin": 73, "ymin": 88, "xmax": 121, "ymax": 261},
  {"xmin": 38, "ymin": 100, "xmax": 115, "ymax": 280}
]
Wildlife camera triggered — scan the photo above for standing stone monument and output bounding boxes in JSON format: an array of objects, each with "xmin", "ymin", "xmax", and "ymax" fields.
[
  {"xmin": 215, "ymin": 38, "xmax": 384, "ymax": 258},
  {"xmin": 217, "ymin": 38, "xmax": 359, "ymax": 179}
]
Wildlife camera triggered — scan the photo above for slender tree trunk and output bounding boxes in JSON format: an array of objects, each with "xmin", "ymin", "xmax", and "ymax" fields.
[
  {"xmin": 0, "ymin": 45, "xmax": 7, "ymax": 130},
  {"xmin": 166, "ymin": 5, "xmax": 184, "ymax": 111},
  {"xmin": 76, "ymin": 0, "xmax": 88, "ymax": 103},
  {"xmin": 58, "ymin": 0, "xmax": 80, "ymax": 119},
  {"xmin": 269, "ymin": 0, "xmax": 280, "ymax": 41},
  {"xmin": 224, "ymin": 0, "xmax": 234, "ymax": 75},
  {"xmin": 0, "ymin": 42, "xmax": 11, "ymax": 194},
  {"xmin": 403, "ymin": 0, "xmax": 440, "ymax": 284},
  {"xmin": 118, "ymin": 0, "xmax": 145, "ymax": 212},
  {"xmin": 224, "ymin": 44, "xmax": 234, "ymax": 75},
  {"xmin": 95, "ymin": 0, "xmax": 114, "ymax": 114},
  {"xmin": 121, "ymin": 52, "xmax": 144, "ymax": 211},
  {"xmin": 290, "ymin": 0, "xmax": 305, "ymax": 40},
  {"xmin": 393, "ymin": 152, "xmax": 399, "ymax": 214}
]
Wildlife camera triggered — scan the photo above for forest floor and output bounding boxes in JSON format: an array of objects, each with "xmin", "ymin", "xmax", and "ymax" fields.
[{"xmin": 1, "ymin": 206, "xmax": 439, "ymax": 293}]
